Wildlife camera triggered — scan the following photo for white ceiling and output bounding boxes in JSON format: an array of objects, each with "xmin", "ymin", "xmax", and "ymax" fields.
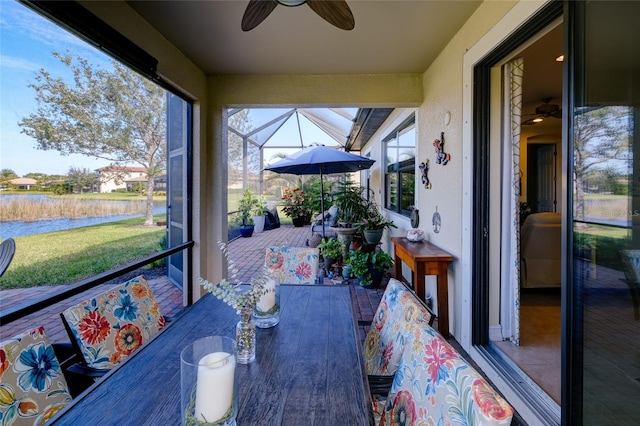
[{"xmin": 126, "ymin": 0, "xmax": 482, "ymax": 75}]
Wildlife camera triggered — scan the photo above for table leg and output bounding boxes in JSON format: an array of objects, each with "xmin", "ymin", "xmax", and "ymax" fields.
[
  {"xmin": 394, "ymin": 254, "xmax": 402, "ymax": 281},
  {"xmin": 414, "ymin": 262, "xmax": 426, "ymax": 302},
  {"xmin": 436, "ymin": 262, "xmax": 450, "ymax": 338}
]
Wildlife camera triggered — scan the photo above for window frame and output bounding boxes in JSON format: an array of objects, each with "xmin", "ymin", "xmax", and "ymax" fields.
[{"xmin": 383, "ymin": 115, "xmax": 416, "ymax": 216}]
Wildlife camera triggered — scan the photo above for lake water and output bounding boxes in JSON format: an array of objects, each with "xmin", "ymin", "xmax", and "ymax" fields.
[{"xmin": 0, "ymin": 194, "xmax": 165, "ymax": 239}]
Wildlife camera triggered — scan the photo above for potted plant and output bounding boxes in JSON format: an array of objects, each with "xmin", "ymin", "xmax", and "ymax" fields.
[
  {"xmin": 333, "ymin": 180, "xmax": 369, "ymax": 227},
  {"xmin": 281, "ymin": 187, "xmax": 312, "ymax": 227},
  {"xmin": 252, "ymin": 196, "xmax": 269, "ymax": 233},
  {"xmin": 238, "ymin": 189, "xmax": 258, "ymax": 237},
  {"xmin": 317, "ymin": 237, "xmax": 345, "ymax": 275},
  {"xmin": 347, "ymin": 247, "xmax": 394, "ymax": 288},
  {"xmin": 356, "ymin": 212, "xmax": 397, "ymax": 245}
]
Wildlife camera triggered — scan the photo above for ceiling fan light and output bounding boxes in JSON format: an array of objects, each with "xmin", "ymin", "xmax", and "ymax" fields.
[
  {"xmin": 533, "ymin": 117, "xmax": 544, "ymax": 123},
  {"xmin": 277, "ymin": 0, "xmax": 307, "ymax": 6},
  {"xmin": 555, "ymin": 55, "xmax": 564, "ymax": 62}
]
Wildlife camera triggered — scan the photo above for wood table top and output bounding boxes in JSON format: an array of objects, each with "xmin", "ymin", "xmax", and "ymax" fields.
[{"xmin": 50, "ymin": 285, "xmax": 373, "ymax": 425}]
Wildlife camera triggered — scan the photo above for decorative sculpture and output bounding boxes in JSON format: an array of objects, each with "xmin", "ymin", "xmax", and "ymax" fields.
[
  {"xmin": 419, "ymin": 160, "xmax": 431, "ymax": 189},
  {"xmin": 433, "ymin": 132, "xmax": 451, "ymax": 165}
]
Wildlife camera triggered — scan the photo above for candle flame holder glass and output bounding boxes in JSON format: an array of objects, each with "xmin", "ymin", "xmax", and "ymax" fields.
[
  {"xmin": 253, "ymin": 275, "xmax": 280, "ymax": 328},
  {"xmin": 180, "ymin": 336, "xmax": 238, "ymax": 425}
]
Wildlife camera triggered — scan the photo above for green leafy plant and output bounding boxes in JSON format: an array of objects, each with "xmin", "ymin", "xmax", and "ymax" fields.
[
  {"xmin": 238, "ymin": 189, "xmax": 259, "ymax": 226},
  {"xmin": 334, "ymin": 180, "xmax": 371, "ymax": 226},
  {"xmin": 347, "ymin": 248, "xmax": 394, "ymax": 286},
  {"xmin": 253, "ymin": 195, "xmax": 269, "ymax": 216},
  {"xmin": 356, "ymin": 212, "xmax": 397, "ymax": 231},
  {"xmin": 317, "ymin": 237, "xmax": 345, "ymax": 260}
]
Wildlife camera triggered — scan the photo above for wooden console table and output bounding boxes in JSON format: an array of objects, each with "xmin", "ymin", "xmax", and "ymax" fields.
[{"xmin": 391, "ymin": 237, "xmax": 453, "ymax": 338}]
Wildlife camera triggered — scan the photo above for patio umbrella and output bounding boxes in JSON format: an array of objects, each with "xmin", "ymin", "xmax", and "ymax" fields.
[{"xmin": 264, "ymin": 144, "xmax": 375, "ymax": 238}]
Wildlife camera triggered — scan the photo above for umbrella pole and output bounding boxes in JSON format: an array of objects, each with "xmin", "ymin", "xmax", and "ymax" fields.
[{"xmin": 320, "ymin": 170, "xmax": 325, "ymax": 239}]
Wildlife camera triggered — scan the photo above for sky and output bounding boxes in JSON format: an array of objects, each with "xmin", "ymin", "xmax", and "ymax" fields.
[
  {"xmin": 1, "ymin": 0, "xmax": 121, "ymax": 177},
  {"xmin": 0, "ymin": 1, "xmax": 348, "ymax": 178}
]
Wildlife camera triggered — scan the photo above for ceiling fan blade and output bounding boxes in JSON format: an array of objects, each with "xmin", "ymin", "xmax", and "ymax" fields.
[
  {"xmin": 307, "ymin": 0, "xmax": 355, "ymax": 30},
  {"xmin": 242, "ymin": 0, "xmax": 279, "ymax": 31}
]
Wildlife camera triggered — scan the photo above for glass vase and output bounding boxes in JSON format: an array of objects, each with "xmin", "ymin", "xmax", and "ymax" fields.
[
  {"xmin": 236, "ymin": 313, "xmax": 256, "ymax": 364},
  {"xmin": 253, "ymin": 275, "xmax": 280, "ymax": 328}
]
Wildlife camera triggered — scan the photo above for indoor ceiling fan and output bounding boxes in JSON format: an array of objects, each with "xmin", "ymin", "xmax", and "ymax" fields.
[
  {"xmin": 522, "ymin": 98, "xmax": 562, "ymax": 125},
  {"xmin": 242, "ymin": 0, "xmax": 355, "ymax": 31}
]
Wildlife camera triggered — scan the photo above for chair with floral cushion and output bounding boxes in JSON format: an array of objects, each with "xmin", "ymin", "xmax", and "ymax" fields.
[
  {"xmin": 60, "ymin": 275, "xmax": 166, "ymax": 374},
  {"xmin": 378, "ymin": 322, "xmax": 514, "ymax": 426},
  {"xmin": 264, "ymin": 246, "xmax": 320, "ymax": 284},
  {"xmin": 0, "ymin": 326, "xmax": 72, "ymax": 425},
  {"xmin": 362, "ymin": 278, "xmax": 434, "ymax": 404}
]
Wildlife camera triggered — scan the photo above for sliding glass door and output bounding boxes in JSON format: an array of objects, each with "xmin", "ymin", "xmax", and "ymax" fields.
[{"xmin": 567, "ymin": 1, "xmax": 640, "ymax": 423}]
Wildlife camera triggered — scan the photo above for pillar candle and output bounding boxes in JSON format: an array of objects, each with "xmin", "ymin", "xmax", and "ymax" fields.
[
  {"xmin": 194, "ymin": 351, "xmax": 235, "ymax": 422},
  {"xmin": 256, "ymin": 278, "xmax": 276, "ymax": 312}
]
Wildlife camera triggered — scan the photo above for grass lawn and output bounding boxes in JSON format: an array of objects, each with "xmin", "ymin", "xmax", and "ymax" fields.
[{"xmin": 1, "ymin": 215, "xmax": 166, "ymax": 290}]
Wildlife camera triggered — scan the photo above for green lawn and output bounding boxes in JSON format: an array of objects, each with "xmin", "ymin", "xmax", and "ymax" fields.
[{"xmin": 1, "ymin": 215, "xmax": 166, "ymax": 289}]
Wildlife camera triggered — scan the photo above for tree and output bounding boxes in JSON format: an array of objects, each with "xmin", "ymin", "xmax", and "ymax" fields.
[
  {"xmin": 19, "ymin": 52, "xmax": 165, "ymax": 225},
  {"xmin": 0, "ymin": 169, "xmax": 18, "ymax": 182},
  {"xmin": 67, "ymin": 166, "xmax": 94, "ymax": 194},
  {"xmin": 573, "ymin": 106, "xmax": 631, "ymax": 220}
]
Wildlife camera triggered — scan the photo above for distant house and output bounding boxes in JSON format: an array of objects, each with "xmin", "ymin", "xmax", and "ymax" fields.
[
  {"xmin": 94, "ymin": 166, "xmax": 147, "ymax": 193},
  {"xmin": 8, "ymin": 177, "xmax": 38, "ymax": 190}
]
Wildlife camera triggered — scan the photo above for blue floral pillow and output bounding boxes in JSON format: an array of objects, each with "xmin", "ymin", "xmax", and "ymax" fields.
[{"xmin": 0, "ymin": 326, "xmax": 71, "ymax": 425}]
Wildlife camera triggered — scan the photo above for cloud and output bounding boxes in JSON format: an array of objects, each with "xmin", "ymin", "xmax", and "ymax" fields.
[{"xmin": 0, "ymin": 55, "xmax": 40, "ymax": 72}]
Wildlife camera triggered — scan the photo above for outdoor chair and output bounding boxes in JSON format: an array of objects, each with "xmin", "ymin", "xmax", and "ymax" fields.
[
  {"xmin": 0, "ymin": 237, "xmax": 16, "ymax": 278},
  {"xmin": 265, "ymin": 246, "xmax": 320, "ymax": 284},
  {"xmin": 362, "ymin": 278, "xmax": 434, "ymax": 396},
  {"xmin": 311, "ymin": 205, "xmax": 339, "ymax": 238},
  {"xmin": 377, "ymin": 322, "xmax": 513, "ymax": 426},
  {"xmin": 60, "ymin": 275, "xmax": 166, "ymax": 376},
  {"xmin": 0, "ymin": 326, "xmax": 72, "ymax": 425}
]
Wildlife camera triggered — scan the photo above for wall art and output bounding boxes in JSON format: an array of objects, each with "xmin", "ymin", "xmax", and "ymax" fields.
[{"xmin": 433, "ymin": 132, "xmax": 451, "ymax": 165}]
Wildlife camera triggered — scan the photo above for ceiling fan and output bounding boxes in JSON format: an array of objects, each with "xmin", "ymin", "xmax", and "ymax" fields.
[
  {"xmin": 522, "ymin": 98, "xmax": 562, "ymax": 125},
  {"xmin": 242, "ymin": 0, "xmax": 355, "ymax": 32}
]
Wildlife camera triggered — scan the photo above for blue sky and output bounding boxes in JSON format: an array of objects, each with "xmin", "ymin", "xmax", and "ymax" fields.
[
  {"xmin": 1, "ymin": 0, "xmax": 112, "ymax": 177},
  {"xmin": 0, "ymin": 1, "xmax": 345, "ymax": 178}
]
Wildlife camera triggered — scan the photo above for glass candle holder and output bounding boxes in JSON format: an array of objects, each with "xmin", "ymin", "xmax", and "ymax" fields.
[
  {"xmin": 253, "ymin": 274, "xmax": 280, "ymax": 328},
  {"xmin": 180, "ymin": 336, "xmax": 237, "ymax": 425}
]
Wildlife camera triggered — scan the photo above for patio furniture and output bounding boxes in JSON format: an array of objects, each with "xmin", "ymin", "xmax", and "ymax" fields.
[
  {"xmin": 377, "ymin": 321, "xmax": 514, "ymax": 426},
  {"xmin": 264, "ymin": 246, "xmax": 320, "ymax": 284},
  {"xmin": 311, "ymin": 205, "xmax": 339, "ymax": 238},
  {"xmin": 60, "ymin": 275, "xmax": 166, "ymax": 374},
  {"xmin": 0, "ymin": 237, "xmax": 16, "ymax": 278},
  {"xmin": 391, "ymin": 237, "xmax": 453, "ymax": 338},
  {"xmin": 0, "ymin": 326, "xmax": 72, "ymax": 425},
  {"xmin": 362, "ymin": 278, "xmax": 434, "ymax": 396},
  {"xmin": 49, "ymin": 285, "xmax": 374, "ymax": 425},
  {"xmin": 520, "ymin": 212, "xmax": 561, "ymax": 288}
]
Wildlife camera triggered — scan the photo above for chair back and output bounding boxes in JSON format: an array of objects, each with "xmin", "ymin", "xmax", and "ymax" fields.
[
  {"xmin": 60, "ymin": 275, "xmax": 165, "ymax": 370},
  {"xmin": 379, "ymin": 323, "xmax": 513, "ymax": 426},
  {"xmin": 265, "ymin": 246, "xmax": 320, "ymax": 284},
  {"xmin": 0, "ymin": 326, "xmax": 72, "ymax": 425},
  {"xmin": 0, "ymin": 237, "xmax": 16, "ymax": 278},
  {"xmin": 363, "ymin": 278, "xmax": 434, "ymax": 376}
]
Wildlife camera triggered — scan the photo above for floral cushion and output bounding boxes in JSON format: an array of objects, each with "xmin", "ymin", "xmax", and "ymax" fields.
[
  {"xmin": 0, "ymin": 327, "xmax": 72, "ymax": 425},
  {"xmin": 379, "ymin": 323, "xmax": 513, "ymax": 426},
  {"xmin": 265, "ymin": 247, "xmax": 319, "ymax": 285},
  {"xmin": 61, "ymin": 275, "xmax": 165, "ymax": 370},
  {"xmin": 363, "ymin": 278, "xmax": 433, "ymax": 376}
]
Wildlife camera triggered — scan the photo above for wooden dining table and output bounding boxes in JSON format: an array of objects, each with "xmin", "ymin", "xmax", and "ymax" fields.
[{"xmin": 50, "ymin": 285, "xmax": 374, "ymax": 425}]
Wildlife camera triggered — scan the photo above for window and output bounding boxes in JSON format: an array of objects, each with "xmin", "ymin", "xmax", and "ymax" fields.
[{"xmin": 384, "ymin": 115, "xmax": 416, "ymax": 215}]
